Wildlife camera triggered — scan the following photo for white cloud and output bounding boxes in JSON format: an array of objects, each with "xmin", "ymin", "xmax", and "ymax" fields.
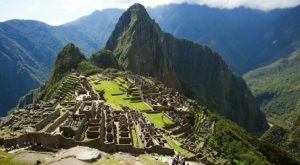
[{"xmin": 0, "ymin": 0, "xmax": 299, "ymax": 25}]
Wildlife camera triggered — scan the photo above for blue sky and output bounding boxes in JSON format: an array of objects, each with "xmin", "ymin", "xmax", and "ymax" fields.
[{"xmin": 1, "ymin": 0, "xmax": 300, "ymax": 25}]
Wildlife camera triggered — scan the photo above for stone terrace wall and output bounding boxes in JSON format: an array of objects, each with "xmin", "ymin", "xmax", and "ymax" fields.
[
  {"xmin": 2, "ymin": 132, "xmax": 175, "ymax": 156},
  {"xmin": 35, "ymin": 109, "xmax": 60, "ymax": 131},
  {"xmin": 146, "ymin": 145, "xmax": 174, "ymax": 155},
  {"xmin": 115, "ymin": 144, "xmax": 144, "ymax": 154},
  {"xmin": 46, "ymin": 112, "xmax": 70, "ymax": 133},
  {"xmin": 0, "ymin": 138, "xmax": 3, "ymax": 146}
]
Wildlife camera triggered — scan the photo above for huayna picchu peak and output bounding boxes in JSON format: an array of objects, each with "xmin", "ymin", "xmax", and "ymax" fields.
[
  {"xmin": 105, "ymin": 3, "xmax": 268, "ymax": 133},
  {"xmin": 1, "ymin": 3, "xmax": 300, "ymax": 165},
  {"xmin": 49, "ymin": 43, "xmax": 86, "ymax": 84}
]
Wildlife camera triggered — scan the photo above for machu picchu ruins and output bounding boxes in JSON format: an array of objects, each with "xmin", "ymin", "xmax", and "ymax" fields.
[{"xmin": 0, "ymin": 72, "xmax": 226, "ymax": 164}]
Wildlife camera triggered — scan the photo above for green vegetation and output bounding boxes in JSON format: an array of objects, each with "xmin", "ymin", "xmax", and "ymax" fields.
[
  {"xmin": 0, "ymin": 149, "xmax": 25, "ymax": 165},
  {"xmin": 244, "ymin": 49, "xmax": 300, "ymax": 128},
  {"xmin": 76, "ymin": 60, "xmax": 103, "ymax": 76},
  {"xmin": 163, "ymin": 135, "xmax": 195, "ymax": 158},
  {"xmin": 50, "ymin": 74, "xmax": 79, "ymax": 101},
  {"xmin": 143, "ymin": 112, "xmax": 173, "ymax": 129},
  {"xmin": 206, "ymin": 115, "xmax": 269, "ymax": 164},
  {"xmin": 131, "ymin": 128, "xmax": 142, "ymax": 147},
  {"xmin": 260, "ymin": 117, "xmax": 300, "ymax": 158},
  {"xmin": 138, "ymin": 154, "xmax": 167, "ymax": 165},
  {"xmin": 90, "ymin": 49, "xmax": 119, "ymax": 69},
  {"xmin": 20, "ymin": 44, "xmax": 105, "ymax": 104},
  {"xmin": 197, "ymin": 111, "xmax": 300, "ymax": 165},
  {"xmin": 90, "ymin": 80, "xmax": 149, "ymax": 110},
  {"xmin": 131, "ymin": 129, "xmax": 138, "ymax": 147},
  {"xmin": 47, "ymin": 43, "xmax": 86, "ymax": 87}
]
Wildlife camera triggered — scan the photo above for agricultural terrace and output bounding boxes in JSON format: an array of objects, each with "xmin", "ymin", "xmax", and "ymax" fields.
[
  {"xmin": 143, "ymin": 112, "xmax": 173, "ymax": 129},
  {"xmin": 88, "ymin": 75, "xmax": 150, "ymax": 111}
]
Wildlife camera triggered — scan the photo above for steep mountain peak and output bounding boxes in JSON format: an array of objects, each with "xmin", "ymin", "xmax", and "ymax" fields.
[
  {"xmin": 127, "ymin": 3, "xmax": 150, "ymax": 19},
  {"xmin": 48, "ymin": 43, "xmax": 86, "ymax": 85},
  {"xmin": 55, "ymin": 43, "xmax": 85, "ymax": 65},
  {"xmin": 105, "ymin": 3, "xmax": 162, "ymax": 53},
  {"xmin": 105, "ymin": 3, "xmax": 178, "ymax": 88}
]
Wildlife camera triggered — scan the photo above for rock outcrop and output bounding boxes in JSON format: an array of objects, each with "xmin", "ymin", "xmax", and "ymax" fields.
[{"xmin": 90, "ymin": 49, "xmax": 119, "ymax": 69}]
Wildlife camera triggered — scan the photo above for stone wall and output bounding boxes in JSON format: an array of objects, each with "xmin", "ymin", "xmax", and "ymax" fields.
[
  {"xmin": 46, "ymin": 112, "xmax": 70, "ymax": 133},
  {"xmin": 170, "ymin": 123, "xmax": 190, "ymax": 135},
  {"xmin": 0, "ymin": 138, "xmax": 4, "ymax": 146},
  {"xmin": 35, "ymin": 109, "xmax": 60, "ymax": 131},
  {"xmin": 115, "ymin": 144, "xmax": 144, "ymax": 154},
  {"xmin": 2, "ymin": 132, "xmax": 174, "ymax": 156},
  {"xmin": 2, "ymin": 116, "xmax": 15, "ymax": 127},
  {"xmin": 146, "ymin": 145, "xmax": 174, "ymax": 155}
]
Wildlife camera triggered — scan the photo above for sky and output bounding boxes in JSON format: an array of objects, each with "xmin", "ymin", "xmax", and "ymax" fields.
[{"xmin": 0, "ymin": 0, "xmax": 300, "ymax": 25}]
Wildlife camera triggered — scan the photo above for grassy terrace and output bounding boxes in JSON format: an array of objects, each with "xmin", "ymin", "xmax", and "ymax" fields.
[
  {"xmin": 163, "ymin": 135, "xmax": 195, "ymax": 158},
  {"xmin": 131, "ymin": 127, "xmax": 142, "ymax": 147},
  {"xmin": 90, "ymin": 79, "xmax": 150, "ymax": 111},
  {"xmin": 143, "ymin": 112, "xmax": 173, "ymax": 129}
]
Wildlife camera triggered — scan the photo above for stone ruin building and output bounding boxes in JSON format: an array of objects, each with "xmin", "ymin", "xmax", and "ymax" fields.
[{"xmin": 0, "ymin": 73, "xmax": 222, "ymax": 164}]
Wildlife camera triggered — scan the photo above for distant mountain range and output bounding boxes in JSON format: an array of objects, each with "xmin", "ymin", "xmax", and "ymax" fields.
[
  {"xmin": 0, "ymin": 3, "xmax": 300, "ymax": 120},
  {"xmin": 0, "ymin": 9, "xmax": 122, "ymax": 115}
]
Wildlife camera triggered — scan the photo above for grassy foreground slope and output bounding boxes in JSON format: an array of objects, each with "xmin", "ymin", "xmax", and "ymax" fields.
[{"xmin": 244, "ymin": 49, "xmax": 300, "ymax": 127}]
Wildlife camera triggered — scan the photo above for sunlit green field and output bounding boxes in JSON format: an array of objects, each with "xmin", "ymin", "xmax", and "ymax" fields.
[
  {"xmin": 143, "ymin": 112, "xmax": 173, "ymax": 129},
  {"xmin": 163, "ymin": 135, "xmax": 195, "ymax": 158},
  {"xmin": 91, "ymin": 80, "xmax": 150, "ymax": 110}
]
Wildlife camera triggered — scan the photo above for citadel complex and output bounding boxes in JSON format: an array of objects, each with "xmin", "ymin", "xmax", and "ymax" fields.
[{"xmin": 0, "ymin": 72, "xmax": 221, "ymax": 164}]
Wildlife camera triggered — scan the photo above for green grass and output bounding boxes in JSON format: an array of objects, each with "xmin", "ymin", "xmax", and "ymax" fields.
[
  {"xmin": 131, "ymin": 127, "xmax": 142, "ymax": 147},
  {"xmin": 90, "ymin": 80, "xmax": 150, "ymax": 110},
  {"xmin": 138, "ymin": 154, "xmax": 167, "ymax": 165},
  {"xmin": 0, "ymin": 149, "xmax": 25, "ymax": 165},
  {"xmin": 163, "ymin": 135, "xmax": 195, "ymax": 158},
  {"xmin": 143, "ymin": 112, "xmax": 173, "ymax": 129},
  {"xmin": 244, "ymin": 49, "xmax": 300, "ymax": 128}
]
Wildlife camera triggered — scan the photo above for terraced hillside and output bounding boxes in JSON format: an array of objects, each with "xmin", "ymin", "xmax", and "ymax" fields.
[
  {"xmin": 88, "ymin": 75, "xmax": 149, "ymax": 111},
  {"xmin": 2, "ymin": 69, "xmax": 299, "ymax": 165},
  {"xmin": 53, "ymin": 74, "xmax": 81, "ymax": 101}
]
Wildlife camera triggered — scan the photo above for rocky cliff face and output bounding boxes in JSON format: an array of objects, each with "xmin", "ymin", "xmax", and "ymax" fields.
[
  {"xmin": 106, "ymin": 4, "xmax": 179, "ymax": 88},
  {"xmin": 48, "ymin": 43, "xmax": 86, "ymax": 85},
  {"xmin": 90, "ymin": 49, "xmax": 119, "ymax": 69},
  {"xmin": 105, "ymin": 3, "xmax": 268, "ymax": 132}
]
